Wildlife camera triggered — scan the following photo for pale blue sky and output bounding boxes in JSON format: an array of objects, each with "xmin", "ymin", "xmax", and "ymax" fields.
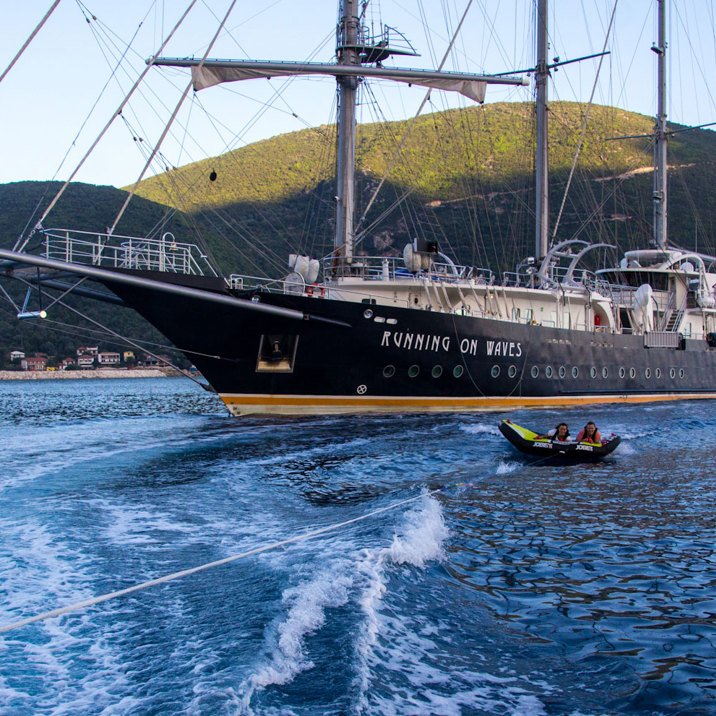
[{"xmin": 1, "ymin": 0, "xmax": 714, "ymax": 188}]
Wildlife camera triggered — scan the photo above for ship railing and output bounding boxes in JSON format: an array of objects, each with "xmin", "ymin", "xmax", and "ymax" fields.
[
  {"xmin": 227, "ymin": 271, "xmax": 413, "ymax": 307},
  {"xmin": 644, "ymin": 331, "xmax": 683, "ymax": 348},
  {"xmin": 42, "ymin": 229, "xmax": 217, "ymax": 276},
  {"xmin": 321, "ymin": 256, "xmax": 493, "ymax": 284}
]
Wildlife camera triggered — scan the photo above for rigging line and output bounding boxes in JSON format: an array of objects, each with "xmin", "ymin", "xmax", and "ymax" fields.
[
  {"xmin": 552, "ymin": 0, "xmax": 619, "ymax": 242},
  {"xmin": 50, "ymin": 295, "xmax": 207, "ymax": 387},
  {"xmin": 356, "ymin": 0, "xmax": 475, "ymax": 235},
  {"xmin": 0, "ymin": 282, "xmax": 20, "ymax": 313},
  {"xmin": 34, "ymin": 8, "xmax": 148, "ymax": 193},
  {"xmin": 36, "ymin": 316, "xmax": 231, "ymax": 365},
  {"xmin": 673, "ymin": 2, "xmax": 716, "ymax": 119},
  {"xmin": 0, "ymin": 0, "xmax": 61, "ymax": 85},
  {"xmin": 109, "ymin": 0, "xmax": 241, "ymax": 236},
  {"xmin": 17, "ymin": 1, "xmax": 199, "ymax": 254}
]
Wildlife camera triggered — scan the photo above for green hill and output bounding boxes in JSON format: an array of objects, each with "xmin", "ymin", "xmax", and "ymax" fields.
[{"xmin": 131, "ymin": 101, "xmax": 716, "ymax": 273}]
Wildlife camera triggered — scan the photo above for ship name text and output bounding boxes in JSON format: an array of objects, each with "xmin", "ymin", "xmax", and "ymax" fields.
[{"xmin": 380, "ymin": 331, "xmax": 522, "ymax": 358}]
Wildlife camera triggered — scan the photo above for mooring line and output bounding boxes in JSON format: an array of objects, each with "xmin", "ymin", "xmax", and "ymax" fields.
[{"xmin": 0, "ymin": 442, "xmax": 568, "ymax": 636}]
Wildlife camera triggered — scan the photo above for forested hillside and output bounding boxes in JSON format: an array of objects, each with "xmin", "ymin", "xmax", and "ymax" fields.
[{"xmin": 132, "ymin": 101, "xmax": 716, "ymax": 274}]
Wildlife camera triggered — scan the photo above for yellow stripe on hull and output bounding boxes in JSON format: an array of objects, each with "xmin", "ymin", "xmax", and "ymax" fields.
[{"xmin": 219, "ymin": 392, "xmax": 716, "ymax": 416}]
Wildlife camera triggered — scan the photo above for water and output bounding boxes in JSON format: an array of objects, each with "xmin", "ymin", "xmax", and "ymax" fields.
[{"xmin": 0, "ymin": 378, "xmax": 715, "ymax": 714}]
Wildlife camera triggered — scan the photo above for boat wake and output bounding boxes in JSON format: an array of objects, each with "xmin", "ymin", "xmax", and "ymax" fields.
[{"xmin": 235, "ymin": 496, "xmax": 448, "ymax": 714}]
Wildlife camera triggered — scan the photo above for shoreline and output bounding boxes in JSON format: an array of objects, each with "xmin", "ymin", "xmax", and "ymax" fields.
[{"xmin": 0, "ymin": 368, "xmax": 184, "ymax": 381}]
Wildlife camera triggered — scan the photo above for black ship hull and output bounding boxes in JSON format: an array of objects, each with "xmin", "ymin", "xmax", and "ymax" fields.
[{"xmin": 101, "ymin": 271, "xmax": 716, "ymax": 415}]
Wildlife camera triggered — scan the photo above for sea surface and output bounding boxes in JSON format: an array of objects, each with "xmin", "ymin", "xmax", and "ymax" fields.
[{"xmin": 0, "ymin": 378, "xmax": 714, "ymax": 715}]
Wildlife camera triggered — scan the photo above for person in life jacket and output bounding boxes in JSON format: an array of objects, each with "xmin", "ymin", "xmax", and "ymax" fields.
[
  {"xmin": 576, "ymin": 421, "xmax": 602, "ymax": 444},
  {"xmin": 537, "ymin": 422, "xmax": 570, "ymax": 441}
]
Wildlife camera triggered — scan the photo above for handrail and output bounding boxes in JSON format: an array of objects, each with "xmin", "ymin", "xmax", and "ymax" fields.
[{"xmin": 41, "ymin": 228, "xmax": 217, "ymax": 277}]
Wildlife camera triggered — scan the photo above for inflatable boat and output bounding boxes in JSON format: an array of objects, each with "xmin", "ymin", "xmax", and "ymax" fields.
[{"xmin": 499, "ymin": 419, "xmax": 621, "ymax": 460}]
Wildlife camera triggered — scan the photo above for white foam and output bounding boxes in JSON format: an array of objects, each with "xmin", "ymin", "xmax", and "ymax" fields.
[
  {"xmin": 238, "ymin": 568, "xmax": 353, "ymax": 709},
  {"xmin": 496, "ymin": 460, "xmax": 522, "ymax": 474},
  {"xmin": 459, "ymin": 423, "xmax": 500, "ymax": 436},
  {"xmin": 237, "ymin": 496, "xmax": 448, "ymax": 713},
  {"xmin": 0, "ymin": 519, "xmax": 138, "ymax": 714}
]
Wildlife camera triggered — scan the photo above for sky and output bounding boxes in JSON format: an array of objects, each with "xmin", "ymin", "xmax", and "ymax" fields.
[{"xmin": 0, "ymin": 0, "xmax": 714, "ymax": 189}]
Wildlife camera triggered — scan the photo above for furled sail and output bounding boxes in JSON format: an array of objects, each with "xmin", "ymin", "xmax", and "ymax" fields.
[{"xmin": 191, "ymin": 62, "xmax": 487, "ymax": 102}]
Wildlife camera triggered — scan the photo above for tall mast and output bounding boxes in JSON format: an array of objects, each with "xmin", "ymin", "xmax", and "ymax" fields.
[
  {"xmin": 335, "ymin": 0, "xmax": 360, "ymax": 264},
  {"xmin": 534, "ymin": 0, "xmax": 549, "ymax": 261},
  {"xmin": 653, "ymin": 0, "xmax": 668, "ymax": 249}
]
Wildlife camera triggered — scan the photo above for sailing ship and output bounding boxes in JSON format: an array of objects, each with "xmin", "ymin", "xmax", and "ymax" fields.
[{"xmin": 2, "ymin": 0, "xmax": 716, "ymax": 416}]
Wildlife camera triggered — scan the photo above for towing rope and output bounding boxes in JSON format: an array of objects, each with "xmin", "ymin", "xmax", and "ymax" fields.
[{"xmin": 0, "ymin": 448, "xmax": 570, "ymax": 636}]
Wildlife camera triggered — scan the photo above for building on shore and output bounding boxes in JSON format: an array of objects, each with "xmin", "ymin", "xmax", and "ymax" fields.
[
  {"xmin": 21, "ymin": 355, "xmax": 47, "ymax": 371},
  {"xmin": 97, "ymin": 352, "xmax": 120, "ymax": 366},
  {"xmin": 77, "ymin": 355, "xmax": 95, "ymax": 369},
  {"xmin": 76, "ymin": 346, "xmax": 98, "ymax": 357},
  {"xmin": 10, "ymin": 350, "xmax": 25, "ymax": 361}
]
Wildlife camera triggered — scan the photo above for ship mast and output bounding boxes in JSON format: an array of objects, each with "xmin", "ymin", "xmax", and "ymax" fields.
[
  {"xmin": 653, "ymin": 0, "xmax": 668, "ymax": 249},
  {"xmin": 335, "ymin": 0, "xmax": 360, "ymax": 264},
  {"xmin": 534, "ymin": 0, "xmax": 549, "ymax": 261}
]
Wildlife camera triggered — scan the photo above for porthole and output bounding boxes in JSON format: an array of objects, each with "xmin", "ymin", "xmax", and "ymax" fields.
[
  {"xmin": 453, "ymin": 365, "xmax": 464, "ymax": 378},
  {"xmin": 602, "ymin": 367, "xmax": 609, "ymax": 378},
  {"xmin": 629, "ymin": 367, "xmax": 636, "ymax": 379},
  {"xmin": 590, "ymin": 367, "xmax": 597, "ymax": 379},
  {"xmin": 363, "ymin": 309, "xmax": 373, "ymax": 319},
  {"xmin": 545, "ymin": 366, "xmax": 553, "ymax": 378},
  {"xmin": 408, "ymin": 365, "xmax": 420, "ymax": 378},
  {"xmin": 491, "ymin": 365, "xmax": 501, "ymax": 378},
  {"xmin": 655, "ymin": 368, "xmax": 662, "ymax": 379},
  {"xmin": 531, "ymin": 366, "xmax": 539, "ymax": 378},
  {"xmin": 432, "ymin": 365, "xmax": 443, "ymax": 378},
  {"xmin": 383, "ymin": 365, "xmax": 395, "ymax": 378},
  {"xmin": 679, "ymin": 368, "xmax": 685, "ymax": 379},
  {"xmin": 669, "ymin": 368, "xmax": 676, "ymax": 379},
  {"xmin": 508, "ymin": 365, "xmax": 517, "ymax": 378},
  {"xmin": 619, "ymin": 367, "xmax": 625, "ymax": 379},
  {"xmin": 645, "ymin": 367, "xmax": 652, "ymax": 379},
  {"xmin": 572, "ymin": 366, "xmax": 579, "ymax": 378},
  {"xmin": 558, "ymin": 366, "xmax": 566, "ymax": 378}
]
